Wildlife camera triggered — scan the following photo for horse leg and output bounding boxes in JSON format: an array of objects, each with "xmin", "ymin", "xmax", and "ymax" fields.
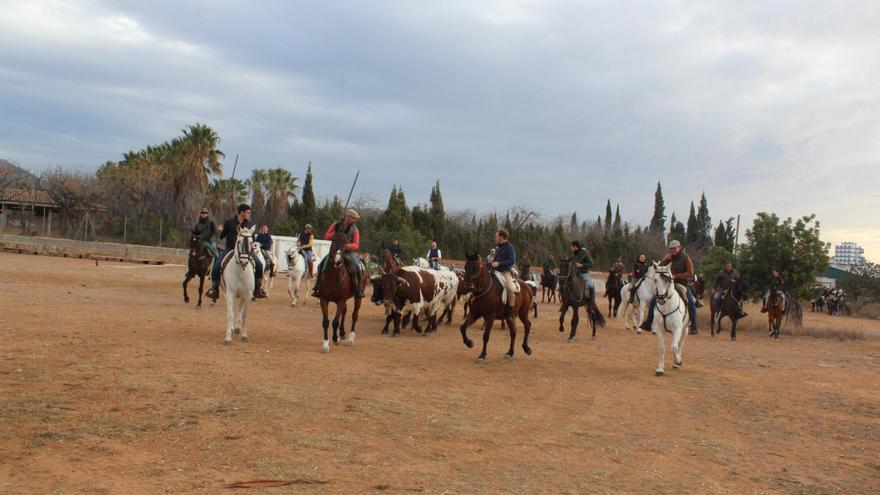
[
  {"xmin": 334, "ymin": 302, "xmax": 346, "ymax": 343},
  {"xmin": 183, "ymin": 272, "xmax": 193, "ymax": 303},
  {"xmin": 655, "ymin": 320, "xmax": 666, "ymax": 376},
  {"xmin": 505, "ymin": 307, "xmax": 517, "ymax": 359},
  {"xmin": 320, "ymin": 299, "xmax": 331, "ymax": 353},
  {"xmin": 590, "ymin": 305, "xmax": 597, "ymax": 340},
  {"xmin": 196, "ymin": 274, "xmax": 205, "ymax": 308},
  {"xmin": 224, "ymin": 288, "xmax": 235, "ymax": 346},
  {"xmin": 520, "ymin": 308, "xmax": 533, "ymax": 356},
  {"xmin": 239, "ymin": 298, "xmax": 249, "ymax": 342},
  {"xmin": 568, "ymin": 306, "xmax": 579, "ymax": 341},
  {"xmin": 348, "ymin": 297, "xmax": 360, "ymax": 345},
  {"xmin": 731, "ymin": 316, "xmax": 738, "ymax": 341},
  {"xmin": 459, "ymin": 312, "xmax": 477, "ymax": 349},
  {"xmin": 478, "ymin": 318, "xmax": 494, "ymax": 361},
  {"xmin": 558, "ymin": 304, "xmax": 567, "ymax": 333},
  {"xmin": 673, "ymin": 323, "xmax": 686, "ymax": 368}
]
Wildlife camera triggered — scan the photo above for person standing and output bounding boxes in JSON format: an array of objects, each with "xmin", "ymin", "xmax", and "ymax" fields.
[{"xmin": 426, "ymin": 241, "xmax": 442, "ymax": 270}]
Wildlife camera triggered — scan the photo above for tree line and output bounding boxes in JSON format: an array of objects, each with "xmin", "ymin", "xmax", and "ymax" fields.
[{"xmin": 11, "ymin": 123, "xmax": 839, "ymax": 301}]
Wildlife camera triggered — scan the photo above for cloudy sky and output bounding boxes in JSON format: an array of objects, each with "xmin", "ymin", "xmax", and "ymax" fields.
[{"xmin": 1, "ymin": 0, "xmax": 878, "ymax": 260}]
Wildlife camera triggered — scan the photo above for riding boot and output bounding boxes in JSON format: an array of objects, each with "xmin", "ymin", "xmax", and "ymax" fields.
[
  {"xmin": 311, "ymin": 276, "xmax": 321, "ymax": 297},
  {"xmin": 504, "ymin": 305, "xmax": 514, "ymax": 320},
  {"xmin": 206, "ymin": 280, "xmax": 220, "ymax": 302},
  {"xmin": 353, "ymin": 271, "xmax": 364, "ymax": 298},
  {"xmin": 760, "ymin": 302, "xmax": 767, "ymax": 313}
]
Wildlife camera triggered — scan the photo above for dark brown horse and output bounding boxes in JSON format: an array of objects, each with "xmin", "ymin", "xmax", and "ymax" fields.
[
  {"xmin": 710, "ymin": 279, "xmax": 748, "ymax": 341},
  {"xmin": 316, "ymin": 233, "xmax": 367, "ymax": 353},
  {"xmin": 605, "ymin": 272, "xmax": 623, "ymax": 317},
  {"xmin": 557, "ymin": 258, "xmax": 606, "ymax": 341},
  {"xmin": 459, "ymin": 253, "xmax": 533, "ymax": 361},
  {"xmin": 541, "ymin": 269, "xmax": 558, "ymax": 303},
  {"xmin": 687, "ymin": 274, "xmax": 706, "ymax": 308},
  {"xmin": 766, "ymin": 289, "xmax": 784, "ymax": 339},
  {"xmin": 183, "ymin": 230, "xmax": 212, "ymax": 308}
]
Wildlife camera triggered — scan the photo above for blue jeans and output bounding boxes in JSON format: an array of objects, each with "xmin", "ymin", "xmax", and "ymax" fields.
[
  {"xmin": 303, "ymin": 249, "xmax": 314, "ymax": 266},
  {"xmin": 580, "ymin": 272, "xmax": 595, "ymax": 290},
  {"xmin": 763, "ymin": 289, "xmax": 785, "ymax": 305},
  {"xmin": 644, "ymin": 285, "xmax": 697, "ymax": 330},
  {"xmin": 211, "ymin": 247, "xmax": 263, "ymax": 289},
  {"xmin": 317, "ymin": 251, "xmax": 361, "ymax": 274}
]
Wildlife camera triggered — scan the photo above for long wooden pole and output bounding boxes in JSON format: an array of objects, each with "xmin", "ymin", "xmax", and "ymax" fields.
[{"xmin": 343, "ymin": 170, "xmax": 360, "ymax": 211}]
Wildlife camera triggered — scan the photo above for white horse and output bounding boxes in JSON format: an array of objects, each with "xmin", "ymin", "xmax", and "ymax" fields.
[
  {"xmin": 620, "ymin": 266, "xmax": 656, "ymax": 333},
  {"xmin": 413, "ymin": 257, "xmax": 451, "ymax": 271},
  {"xmin": 651, "ymin": 262, "xmax": 689, "ymax": 376},
  {"xmin": 286, "ymin": 244, "xmax": 309, "ymax": 306},
  {"xmin": 221, "ymin": 225, "xmax": 257, "ymax": 345}
]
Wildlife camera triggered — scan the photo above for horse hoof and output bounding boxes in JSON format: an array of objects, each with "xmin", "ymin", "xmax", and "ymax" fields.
[
  {"xmin": 558, "ymin": 327, "xmax": 564, "ymax": 333},
  {"xmin": 321, "ymin": 341, "xmax": 330, "ymax": 353},
  {"xmin": 224, "ymin": 340, "xmax": 231, "ymax": 346},
  {"xmin": 196, "ymin": 304, "xmax": 201, "ymax": 310},
  {"xmin": 392, "ymin": 332, "xmax": 399, "ymax": 337},
  {"xmin": 655, "ymin": 370, "xmax": 664, "ymax": 377},
  {"xmin": 523, "ymin": 347, "xmax": 532, "ymax": 356},
  {"xmin": 673, "ymin": 362, "xmax": 681, "ymax": 369},
  {"xmin": 731, "ymin": 336, "xmax": 736, "ymax": 342},
  {"xmin": 184, "ymin": 297, "xmax": 189, "ymax": 304},
  {"xmin": 347, "ymin": 333, "xmax": 356, "ymax": 346},
  {"xmin": 475, "ymin": 357, "xmax": 486, "ymax": 363},
  {"xmin": 504, "ymin": 353, "xmax": 513, "ymax": 360},
  {"xmin": 591, "ymin": 335, "xmax": 596, "ymax": 340},
  {"xmin": 240, "ymin": 336, "xmax": 248, "ymax": 342},
  {"xmin": 464, "ymin": 339, "xmax": 474, "ymax": 349},
  {"xmin": 567, "ymin": 338, "xmax": 575, "ymax": 343}
]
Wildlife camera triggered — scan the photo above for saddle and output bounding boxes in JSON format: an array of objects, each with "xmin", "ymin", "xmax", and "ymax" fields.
[
  {"xmin": 674, "ymin": 283, "xmax": 688, "ymax": 302},
  {"xmin": 492, "ymin": 271, "xmax": 521, "ymax": 305}
]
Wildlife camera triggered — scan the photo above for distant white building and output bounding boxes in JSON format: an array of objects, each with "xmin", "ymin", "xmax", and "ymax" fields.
[{"xmin": 832, "ymin": 242, "xmax": 866, "ymax": 267}]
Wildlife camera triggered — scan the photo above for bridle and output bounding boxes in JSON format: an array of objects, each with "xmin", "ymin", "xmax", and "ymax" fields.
[
  {"xmin": 462, "ymin": 259, "xmax": 493, "ymax": 301},
  {"xmin": 234, "ymin": 233, "xmax": 253, "ymax": 268},
  {"xmin": 654, "ymin": 270, "xmax": 683, "ymax": 331},
  {"xmin": 558, "ymin": 261, "xmax": 587, "ymax": 304}
]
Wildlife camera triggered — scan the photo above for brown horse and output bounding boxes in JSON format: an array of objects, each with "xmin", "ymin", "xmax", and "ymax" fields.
[
  {"xmin": 710, "ymin": 279, "xmax": 748, "ymax": 341},
  {"xmin": 316, "ymin": 232, "xmax": 367, "ymax": 353},
  {"xmin": 766, "ymin": 289, "xmax": 784, "ymax": 339},
  {"xmin": 557, "ymin": 257, "xmax": 606, "ymax": 341},
  {"xmin": 459, "ymin": 253, "xmax": 533, "ymax": 361},
  {"xmin": 540, "ymin": 269, "xmax": 557, "ymax": 303},
  {"xmin": 605, "ymin": 272, "xmax": 623, "ymax": 317},
  {"xmin": 183, "ymin": 230, "xmax": 212, "ymax": 308},
  {"xmin": 687, "ymin": 274, "xmax": 706, "ymax": 308}
]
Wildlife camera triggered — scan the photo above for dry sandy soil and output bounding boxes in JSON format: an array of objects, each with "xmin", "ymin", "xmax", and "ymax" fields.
[{"xmin": 1, "ymin": 252, "xmax": 879, "ymax": 494}]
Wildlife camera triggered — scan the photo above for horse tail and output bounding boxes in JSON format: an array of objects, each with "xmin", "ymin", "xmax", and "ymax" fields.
[{"xmin": 591, "ymin": 304, "xmax": 606, "ymax": 328}]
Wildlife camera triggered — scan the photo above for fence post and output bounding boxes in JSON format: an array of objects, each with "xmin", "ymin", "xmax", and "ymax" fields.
[
  {"xmin": 159, "ymin": 217, "xmax": 163, "ymax": 247},
  {"xmin": 123, "ymin": 216, "xmax": 127, "ymax": 244}
]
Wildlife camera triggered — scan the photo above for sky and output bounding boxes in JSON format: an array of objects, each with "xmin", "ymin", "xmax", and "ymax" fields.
[{"xmin": 1, "ymin": 0, "xmax": 878, "ymax": 261}]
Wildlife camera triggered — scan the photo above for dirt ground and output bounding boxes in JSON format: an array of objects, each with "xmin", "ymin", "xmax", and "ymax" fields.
[{"xmin": 1, "ymin": 252, "xmax": 879, "ymax": 494}]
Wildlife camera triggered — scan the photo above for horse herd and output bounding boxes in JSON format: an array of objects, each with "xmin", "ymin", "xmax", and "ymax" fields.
[{"xmin": 180, "ymin": 230, "xmax": 788, "ymax": 375}]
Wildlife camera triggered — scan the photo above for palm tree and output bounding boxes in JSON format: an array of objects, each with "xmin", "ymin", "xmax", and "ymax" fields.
[
  {"xmin": 262, "ymin": 167, "xmax": 299, "ymax": 227},
  {"xmin": 207, "ymin": 178, "xmax": 247, "ymax": 219},
  {"xmin": 172, "ymin": 124, "xmax": 225, "ymax": 226}
]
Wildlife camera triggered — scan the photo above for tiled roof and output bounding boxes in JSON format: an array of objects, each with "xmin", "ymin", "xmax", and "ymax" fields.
[{"xmin": 0, "ymin": 188, "xmax": 58, "ymax": 206}]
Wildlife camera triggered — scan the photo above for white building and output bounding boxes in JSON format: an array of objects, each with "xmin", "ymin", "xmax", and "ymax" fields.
[{"xmin": 832, "ymin": 242, "xmax": 866, "ymax": 267}]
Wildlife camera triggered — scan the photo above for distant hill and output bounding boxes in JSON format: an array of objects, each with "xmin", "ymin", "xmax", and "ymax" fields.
[{"xmin": 0, "ymin": 159, "xmax": 39, "ymax": 187}]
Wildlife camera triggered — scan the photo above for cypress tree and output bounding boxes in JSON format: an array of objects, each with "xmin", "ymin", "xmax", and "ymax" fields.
[
  {"xmin": 300, "ymin": 162, "xmax": 316, "ymax": 226},
  {"xmin": 649, "ymin": 182, "xmax": 666, "ymax": 238}
]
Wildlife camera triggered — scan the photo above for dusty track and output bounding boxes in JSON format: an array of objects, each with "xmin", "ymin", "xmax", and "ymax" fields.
[{"xmin": 1, "ymin": 253, "xmax": 879, "ymax": 494}]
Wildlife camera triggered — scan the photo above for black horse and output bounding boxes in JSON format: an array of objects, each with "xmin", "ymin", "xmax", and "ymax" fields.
[
  {"xmin": 710, "ymin": 279, "xmax": 748, "ymax": 341},
  {"xmin": 605, "ymin": 272, "xmax": 623, "ymax": 317},
  {"xmin": 183, "ymin": 230, "xmax": 213, "ymax": 309},
  {"xmin": 557, "ymin": 257, "xmax": 606, "ymax": 341},
  {"xmin": 541, "ymin": 270, "xmax": 558, "ymax": 303}
]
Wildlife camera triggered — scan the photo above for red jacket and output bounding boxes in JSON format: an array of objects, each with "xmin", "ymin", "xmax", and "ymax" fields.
[{"xmin": 325, "ymin": 221, "xmax": 359, "ymax": 251}]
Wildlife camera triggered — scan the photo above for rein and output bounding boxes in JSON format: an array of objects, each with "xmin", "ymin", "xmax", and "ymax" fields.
[
  {"xmin": 654, "ymin": 274, "xmax": 684, "ymax": 332},
  {"xmin": 558, "ymin": 265, "xmax": 587, "ymax": 304}
]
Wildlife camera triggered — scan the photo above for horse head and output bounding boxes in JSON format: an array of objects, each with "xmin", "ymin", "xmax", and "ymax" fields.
[
  {"xmin": 461, "ymin": 252, "xmax": 483, "ymax": 292},
  {"xmin": 235, "ymin": 225, "xmax": 256, "ymax": 266},
  {"xmin": 653, "ymin": 262, "xmax": 674, "ymax": 304},
  {"xmin": 557, "ymin": 257, "xmax": 573, "ymax": 280},
  {"xmin": 189, "ymin": 229, "xmax": 203, "ymax": 255},
  {"xmin": 329, "ymin": 232, "xmax": 347, "ymax": 266}
]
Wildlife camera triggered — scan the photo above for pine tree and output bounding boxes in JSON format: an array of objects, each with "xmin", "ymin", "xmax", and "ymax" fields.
[
  {"xmin": 604, "ymin": 199, "xmax": 612, "ymax": 234},
  {"xmin": 429, "ymin": 181, "xmax": 446, "ymax": 243},
  {"xmin": 300, "ymin": 162, "xmax": 316, "ymax": 226},
  {"xmin": 649, "ymin": 182, "xmax": 666, "ymax": 238},
  {"xmin": 613, "ymin": 204, "xmax": 622, "ymax": 236},
  {"xmin": 669, "ymin": 212, "xmax": 686, "ymax": 242},
  {"xmin": 569, "ymin": 212, "xmax": 578, "ymax": 236},
  {"xmin": 686, "ymin": 201, "xmax": 698, "ymax": 246},
  {"xmin": 696, "ymin": 192, "xmax": 712, "ymax": 247}
]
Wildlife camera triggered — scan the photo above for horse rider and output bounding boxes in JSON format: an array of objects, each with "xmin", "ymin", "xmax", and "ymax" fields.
[
  {"xmin": 626, "ymin": 254, "xmax": 649, "ymax": 304},
  {"xmin": 255, "ymin": 225, "xmax": 275, "ymax": 276},
  {"xmin": 490, "ymin": 229, "xmax": 517, "ymax": 319},
  {"xmin": 299, "ymin": 224, "xmax": 316, "ymax": 277},
  {"xmin": 761, "ymin": 268, "xmax": 786, "ymax": 314},
  {"xmin": 714, "ymin": 261, "xmax": 747, "ymax": 318},
  {"xmin": 609, "ymin": 256, "xmax": 625, "ymax": 282},
  {"xmin": 193, "ymin": 207, "xmax": 217, "ymax": 260},
  {"xmin": 426, "ymin": 241, "xmax": 442, "ymax": 270},
  {"xmin": 518, "ymin": 255, "xmax": 531, "ymax": 281},
  {"xmin": 389, "ymin": 239, "xmax": 403, "ymax": 264},
  {"xmin": 639, "ymin": 240, "xmax": 698, "ymax": 335},
  {"xmin": 570, "ymin": 240, "xmax": 596, "ymax": 305},
  {"xmin": 206, "ymin": 203, "xmax": 266, "ymax": 301},
  {"xmin": 311, "ymin": 209, "xmax": 364, "ymax": 298}
]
